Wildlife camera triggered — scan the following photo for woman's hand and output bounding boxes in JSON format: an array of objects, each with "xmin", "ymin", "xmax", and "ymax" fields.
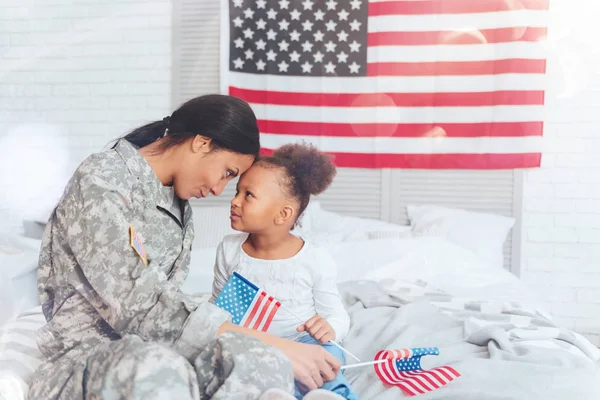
[
  {"xmin": 297, "ymin": 314, "xmax": 336, "ymax": 344},
  {"xmin": 276, "ymin": 338, "xmax": 341, "ymax": 392},
  {"xmin": 218, "ymin": 321, "xmax": 341, "ymax": 391}
]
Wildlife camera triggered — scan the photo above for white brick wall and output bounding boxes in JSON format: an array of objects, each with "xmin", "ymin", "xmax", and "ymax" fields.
[
  {"xmin": 522, "ymin": 0, "xmax": 600, "ymax": 346},
  {"xmin": 0, "ymin": 0, "xmax": 172, "ymax": 231}
]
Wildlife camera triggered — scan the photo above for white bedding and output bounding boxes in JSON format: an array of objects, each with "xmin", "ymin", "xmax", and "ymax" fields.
[
  {"xmin": 341, "ymin": 279, "xmax": 600, "ymax": 399},
  {"xmin": 0, "ymin": 233, "xmax": 42, "ymax": 326},
  {"xmin": 4, "ymin": 235, "xmax": 599, "ymax": 400},
  {"xmin": 3, "ymin": 205, "xmax": 598, "ymax": 399},
  {"xmin": 329, "ymin": 236, "xmax": 548, "ymax": 313},
  {"xmin": 0, "ymin": 307, "xmax": 45, "ymax": 400}
]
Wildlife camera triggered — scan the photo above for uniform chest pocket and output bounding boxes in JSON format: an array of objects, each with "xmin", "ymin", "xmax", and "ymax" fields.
[{"xmin": 132, "ymin": 227, "xmax": 182, "ymax": 277}]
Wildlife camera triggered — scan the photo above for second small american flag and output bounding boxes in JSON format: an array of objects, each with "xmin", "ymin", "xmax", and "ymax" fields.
[
  {"xmin": 214, "ymin": 272, "xmax": 281, "ymax": 332},
  {"xmin": 374, "ymin": 348, "xmax": 460, "ymax": 396}
]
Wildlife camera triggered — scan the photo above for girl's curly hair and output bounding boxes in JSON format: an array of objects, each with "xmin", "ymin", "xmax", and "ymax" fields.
[{"xmin": 258, "ymin": 142, "xmax": 336, "ymax": 225}]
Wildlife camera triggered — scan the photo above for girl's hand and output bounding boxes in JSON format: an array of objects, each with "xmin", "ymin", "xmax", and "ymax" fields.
[{"xmin": 297, "ymin": 315, "xmax": 336, "ymax": 344}]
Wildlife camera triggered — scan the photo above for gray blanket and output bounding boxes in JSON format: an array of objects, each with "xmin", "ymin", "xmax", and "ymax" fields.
[
  {"xmin": 339, "ymin": 280, "xmax": 600, "ymax": 400},
  {"xmin": 4, "ymin": 281, "xmax": 600, "ymax": 400}
]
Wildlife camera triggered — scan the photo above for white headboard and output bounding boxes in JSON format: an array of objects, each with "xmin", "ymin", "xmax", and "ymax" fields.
[{"xmin": 173, "ymin": 0, "xmax": 523, "ymax": 275}]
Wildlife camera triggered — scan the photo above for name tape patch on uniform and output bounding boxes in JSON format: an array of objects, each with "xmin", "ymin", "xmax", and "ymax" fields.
[{"xmin": 129, "ymin": 226, "xmax": 147, "ymax": 265}]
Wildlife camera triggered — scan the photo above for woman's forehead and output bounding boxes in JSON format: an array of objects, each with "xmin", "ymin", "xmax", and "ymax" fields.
[{"xmin": 217, "ymin": 150, "xmax": 253, "ymax": 171}]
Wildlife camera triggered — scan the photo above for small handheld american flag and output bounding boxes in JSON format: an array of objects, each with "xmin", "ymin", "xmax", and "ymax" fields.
[
  {"xmin": 214, "ymin": 272, "xmax": 281, "ymax": 332},
  {"xmin": 374, "ymin": 347, "xmax": 460, "ymax": 396}
]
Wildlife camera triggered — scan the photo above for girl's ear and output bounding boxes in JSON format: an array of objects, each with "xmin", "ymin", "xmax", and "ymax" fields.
[{"xmin": 275, "ymin": 204, "xmax": 296, "ymax": 226}]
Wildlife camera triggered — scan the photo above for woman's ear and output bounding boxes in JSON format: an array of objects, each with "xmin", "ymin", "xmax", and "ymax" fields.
[
  {"xmin": 275, "ymin": 205, "xmax": 296, "ymax": 226},
  {"xmin": 191, "ymin": 135, "xmax": 212, "ymax": 154}
]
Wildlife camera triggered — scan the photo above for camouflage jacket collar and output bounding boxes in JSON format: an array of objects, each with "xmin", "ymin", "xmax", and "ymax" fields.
[{"xmin": 113, "ymin": 139, "xmax": 172, "ymax": 210}]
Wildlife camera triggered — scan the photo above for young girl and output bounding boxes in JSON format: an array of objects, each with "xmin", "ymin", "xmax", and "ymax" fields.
[{"xmin": 211, "ymin": 143, "xmax": 358, "ymax": 399}]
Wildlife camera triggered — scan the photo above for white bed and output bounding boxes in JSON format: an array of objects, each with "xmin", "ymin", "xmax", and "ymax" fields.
[{"xmin": 2, "ymin": 203, "xmax": 600, "ymax": 400}]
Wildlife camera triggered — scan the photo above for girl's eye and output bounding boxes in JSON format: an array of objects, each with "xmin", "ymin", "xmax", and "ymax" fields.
[
  {"xmin": 226, "ymin": 170, "xmax": 234, "ymax": 178},
  {"xmin": 246, "ymin": 192, "xmax": 253, "ymax": 198}
]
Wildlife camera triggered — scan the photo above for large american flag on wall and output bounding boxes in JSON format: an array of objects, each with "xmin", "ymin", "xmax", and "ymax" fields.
[{"xmin": 220, "ymin": 0, "xmax": 549, "ymax": 169}]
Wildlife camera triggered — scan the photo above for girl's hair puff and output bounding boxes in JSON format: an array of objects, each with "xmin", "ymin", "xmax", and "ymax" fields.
[{"xmin": 258, "ymin": 142, "xmax": 336, "ymax": 225}]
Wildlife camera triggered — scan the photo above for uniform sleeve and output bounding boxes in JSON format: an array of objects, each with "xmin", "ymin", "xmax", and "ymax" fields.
[
  {"xmin": 210, "ymin": 240, "xmax": 230, "ymax": 303},
  {"xmin": 66, "ymin": 173, "xmax": 231, "ymax": 361},
  {"xmin": 312, "ymin": 250, "xmax": 350, "ymax": 342}
]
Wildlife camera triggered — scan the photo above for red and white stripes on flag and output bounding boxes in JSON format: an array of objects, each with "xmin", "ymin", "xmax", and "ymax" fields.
[
  {"xmin": 242, "ymin": 290, "xmax": 281, "ymax": 331},
  {"xmin": 374, "ymin": 349, "xmax": 461, "ymax": 396},
  {"xmin": 384, "ymin": 348, "xmax": 414, "ymax": 360},
  {"xmin": 221, "ymin": 0, "xmax": 549, "ymax": 169},
  {"xmin": 214, "ymin": 272, "xmax": 281, "ymax": 332}
]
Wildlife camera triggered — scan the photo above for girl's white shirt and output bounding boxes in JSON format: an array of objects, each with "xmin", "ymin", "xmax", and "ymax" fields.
[{"xmin": 211, "ymin": 233, "xmax": 350, "ymax": 341}]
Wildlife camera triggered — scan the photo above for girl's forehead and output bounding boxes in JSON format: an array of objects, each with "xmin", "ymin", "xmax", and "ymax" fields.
[
  {"xmin": 240, "ymin": 164, "xmax": 283, "ymax": 188},
  {"xmin": 244, "ymin": 163, "xmax": 274, "ymax": 178}
]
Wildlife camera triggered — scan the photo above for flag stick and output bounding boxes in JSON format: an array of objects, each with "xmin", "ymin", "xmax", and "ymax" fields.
[
  {"xmin": 328, "ymin": 341, "xmax": 361, "ymax": 363},
  {"xmin": 340, "ymin": 359, "xmax": 389, "ymax": 370},
  {"xmin": 280, "ymin": 304, "xmax": 361, "ymax": 362}
]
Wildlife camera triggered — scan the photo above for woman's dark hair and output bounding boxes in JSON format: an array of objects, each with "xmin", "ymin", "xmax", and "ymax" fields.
[
  {"xmin": 119, "ymin": 94, "xmax": 260, "ymax": 157},
  {"xmin": 258, "ymin": 142, "xmax": 336, "ymax": 225}
]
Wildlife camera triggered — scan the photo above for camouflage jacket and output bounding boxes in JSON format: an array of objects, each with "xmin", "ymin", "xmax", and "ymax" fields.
[{"xmin": 36, "ymin": 139, "xmax": 231, "ymax": 361}]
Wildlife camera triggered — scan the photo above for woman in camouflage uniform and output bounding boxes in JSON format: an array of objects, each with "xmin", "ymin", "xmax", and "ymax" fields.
[{"xmin": 29, "ymin": 94, "xmax": 341, "ymax": 400}]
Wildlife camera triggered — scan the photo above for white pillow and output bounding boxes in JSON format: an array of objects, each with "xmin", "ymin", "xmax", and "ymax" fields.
[
  {"xmin": 366, "ymin": 225, "xmax": 442, "ymax": 240},
  {"xmin": 332, "ymin": 237, "xmax": 547, "ymax": 313},
  {"xmin": 191, "ymin": 206, "xmax": 236, "ymax": 249},
  {"xmin": 295, "ymin": 201, "xmax": 411, "ymax": 243},
  {"xmin": 329, "ymin": 236, "xmax": 494, "ymax": 284},
  {"xmin": 327, "ymin": 236, "xmax": 536, "ymax": 305},
  {"xmin": 406, "ymin": 205, "xmax": 515, "ymax": 269}
]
